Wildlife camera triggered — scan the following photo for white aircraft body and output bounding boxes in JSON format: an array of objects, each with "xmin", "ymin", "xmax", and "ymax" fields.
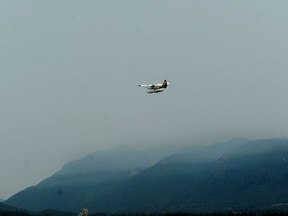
[{"xmin": 138, "ymin": 80, "xmax": 169, "ymax": 94}]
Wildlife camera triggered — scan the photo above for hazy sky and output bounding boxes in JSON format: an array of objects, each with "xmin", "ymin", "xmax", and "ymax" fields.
[{"xmin": 1, "ymin": 0, "xmax": 288, "ymax": 200}]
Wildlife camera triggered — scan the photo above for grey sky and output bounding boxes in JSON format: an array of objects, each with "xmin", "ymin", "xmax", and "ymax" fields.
[{"xmin": 1, "ymin": 0, "xmax": 288, "ymax": 200}]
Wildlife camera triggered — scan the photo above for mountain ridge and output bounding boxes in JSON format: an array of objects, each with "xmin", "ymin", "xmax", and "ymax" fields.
[{"xmin": 5, "ymin": 138, "xmax": 288, "ymax": 213}]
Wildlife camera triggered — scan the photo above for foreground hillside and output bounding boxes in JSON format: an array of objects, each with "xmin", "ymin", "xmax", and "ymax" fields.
[
  {"xmin": 5, "ymin": 138, "xmax": 288, "ymax": 213},
  {"xmin": 0, "ymin": 202, "xmax": 23, "ymax": 212}
]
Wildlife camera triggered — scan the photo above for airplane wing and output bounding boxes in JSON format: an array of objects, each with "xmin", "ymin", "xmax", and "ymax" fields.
[
  {"xmin": 138, "ymin": 84, "xmax": 154, "ymax": 89},
  {"xmin": 138, "ymin": 83, "xmax": 162, "ymax": 89},
  {"xmin": 138, "ymin": 84, "xmax": 152, "ymax": 88}
]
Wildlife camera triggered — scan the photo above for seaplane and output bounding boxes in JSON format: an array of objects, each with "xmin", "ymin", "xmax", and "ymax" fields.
[{"xmin": 138, "ymin": 80, "xmax": 169, "ymax": 94}]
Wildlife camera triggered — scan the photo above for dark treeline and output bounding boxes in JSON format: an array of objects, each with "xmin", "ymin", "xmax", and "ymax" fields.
[
  {"xmin": 0, "ymin": 212, "xmax": 33, "ymax": 216},
  {"xmin": 3, "ymin": 212, "xmax": 288, "ymax": 216},
  {"xmin": 91, "ymin": 212, "xmax": 288, "ymax": 216}
]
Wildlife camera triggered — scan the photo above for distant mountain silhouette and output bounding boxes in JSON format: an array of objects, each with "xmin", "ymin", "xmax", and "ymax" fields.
[
  {"xmin": 189, "ymin": 138, "xmax": 288, "ymax": 212},
  {"xmin": 5, "ymin": 144, "xmax": 179, "ymax": 212},
  {"xmin": 6, "ymin": 138, "xmax": 288, "ymax": 213},
  {"xmin": 0, "ymin": 201, "xmax": 31, "ymax": 214},
  {"xmin": 0, "ymin": 202, "xmax": 14, "ymax": 211}
]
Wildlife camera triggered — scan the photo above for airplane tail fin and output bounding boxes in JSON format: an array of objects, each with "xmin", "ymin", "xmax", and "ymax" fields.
[{"xmin": 162, "ymin": 80, "xmax": 168, "ymax": 88}]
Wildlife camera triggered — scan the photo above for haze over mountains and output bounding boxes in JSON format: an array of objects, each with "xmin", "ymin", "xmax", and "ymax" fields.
[{"xmin": 5, "ymin": 138, "xmax": 288, "ymax": 213}]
